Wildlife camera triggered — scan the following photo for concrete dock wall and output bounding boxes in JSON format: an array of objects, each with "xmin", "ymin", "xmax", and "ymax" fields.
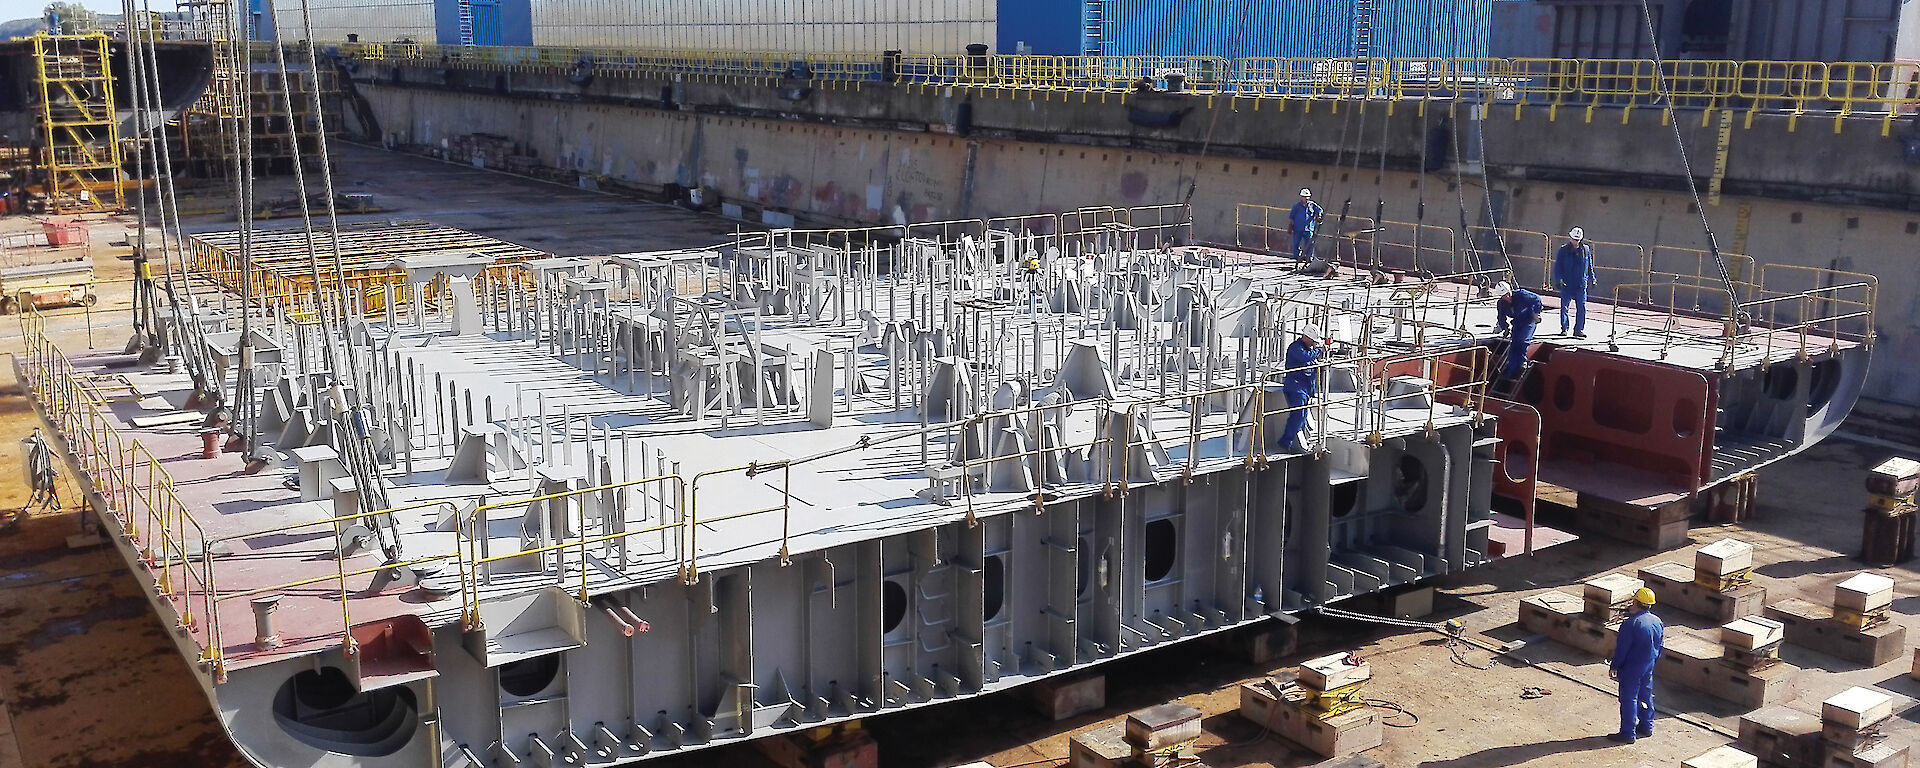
[{"xmin": 350, "ymin": 66, "xmax": 1920, "ymax": 404}]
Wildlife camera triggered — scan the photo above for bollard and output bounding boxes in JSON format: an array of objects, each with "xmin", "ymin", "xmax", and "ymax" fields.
[{"xmin": 251, "ymin": 594, "xmax": 281, "ymax": 651}]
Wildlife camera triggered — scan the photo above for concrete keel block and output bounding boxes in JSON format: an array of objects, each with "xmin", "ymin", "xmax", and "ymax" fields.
[
  {"xmin": 1824, "ymin": 743, "xmax": 1908, "ymax": 768},
  {"xmin": 1067, "ymin": 723, "xmax": 1131, "ymax": 768},
  {"xmin": 1764, "ymin": 599, "xmax": 1908, "ymax": 667},
  {"xmin": 1237, "ymin": 682, "xmax": 1382, "ymax": 759},
  {"xmin": 1205, "ymin": 617, "xmax": 1299, "ymax": 664},
  {"xmin": 1024, "ymin": 673, "xmax": 1106, "ymax": 721},
  {"xmin": 1654, "ymin": 629, "xmax": 1787, "ymax": 710},
  {"xmin": 1685, "ymin": 745, "xmax": 1760, "ymax": 768},
  {"xmin": 1740, "ymin": 705, "xmax": 1824, "ymax": 768},
  {"xmin": 1641, "ymin": 561, "xmax": 1768, "ymax": 623}
]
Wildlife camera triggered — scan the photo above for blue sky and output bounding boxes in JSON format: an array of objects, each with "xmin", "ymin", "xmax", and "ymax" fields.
[{"xmin": 1, "ymin": 0, "xmax": 175, "ymax": 22}]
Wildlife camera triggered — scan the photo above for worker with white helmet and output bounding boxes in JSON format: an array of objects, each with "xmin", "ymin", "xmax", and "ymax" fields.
[
  {"xmin": 1288, "ymin": 188, "xmax": 1325, "ymax": 264},
  {"xmin": 1493, "ymin": 281, "xmax": 1544, "ymax": 382},
  {"xmin": 1608, "ymin": 587, "xmax": 1664, "ymax": 742},
  {"xmin": 1280, "ymin": 325, "xmax": 1326, "ymax": 451},
  {"xmin": 1554, "ymin": 226, "xmax": 1597, "ymax": 338}
]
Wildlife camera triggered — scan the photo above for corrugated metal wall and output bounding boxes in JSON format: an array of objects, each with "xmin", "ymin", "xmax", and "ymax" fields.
[
  {"xmin": 527, "ymin": 0, "xmax": 997, "ymax": 53},
  {"xmin": 269, "ymin": 0, "xmax": 438, "ymax": 43},
  {"xmin": 1096, "ymin": 0, "xmax": 1492, "ymax": 59}
]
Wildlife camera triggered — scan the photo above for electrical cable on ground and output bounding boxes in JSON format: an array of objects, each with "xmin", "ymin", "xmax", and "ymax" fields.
[{"xmin": 1314, "ymin": 604, "xmax": 1738, "ymax": 738}]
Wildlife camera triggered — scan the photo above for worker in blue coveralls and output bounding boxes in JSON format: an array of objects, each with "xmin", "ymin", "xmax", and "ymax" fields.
[
  {"xmin": 1609, "ymin": 587, "xmax": 1665, "ymax": 743},
  {"xmin": 1555, "ymin": 227, "xmax": 1597, "ymax": 338},
  {"xmin": 1280, "ymin": 326, "xmax": 1325, "ymax": 451},
  {"xmin": 1493, "ymin": 281, "xmax": 1543, "ymax": 382},
  {"xmin": 1289, "ymin": 188, "xmax": 1325, "ymax": 263}
]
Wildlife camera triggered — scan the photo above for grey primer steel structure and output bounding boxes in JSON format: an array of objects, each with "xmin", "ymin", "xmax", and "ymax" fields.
[{"xmin": 17, "ymin": 202, "xmax": 1866, "ymax": 768}]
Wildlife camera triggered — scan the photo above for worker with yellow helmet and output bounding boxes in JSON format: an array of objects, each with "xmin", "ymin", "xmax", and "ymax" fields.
[{"xmin": 1608, "ymin": 586, "xmax": 1664, "ymax": 743}]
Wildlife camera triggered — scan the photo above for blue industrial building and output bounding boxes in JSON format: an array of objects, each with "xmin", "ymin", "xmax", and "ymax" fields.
[{"xmin": 1001, "ymin": 0, "xmax": 1494, "ymax": 58}]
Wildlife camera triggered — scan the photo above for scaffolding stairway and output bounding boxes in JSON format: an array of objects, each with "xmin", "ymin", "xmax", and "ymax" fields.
[
  {"xmin": 1082, "ymin": 0, "xmax": 1105, "ymax": 56},
  {"xmin": 29, "ymin": 33, "xmax": 124, "ymax": 214}
]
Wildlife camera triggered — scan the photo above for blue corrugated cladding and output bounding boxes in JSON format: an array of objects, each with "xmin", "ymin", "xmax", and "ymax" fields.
[{"xmin": 1097, "ymin": 0, "xmax": 1492, "ymax": 59}]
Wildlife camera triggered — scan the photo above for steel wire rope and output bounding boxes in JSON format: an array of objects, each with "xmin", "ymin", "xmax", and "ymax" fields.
[
  {"xmin": 123, "ymin": 2, "xmax": 208, "ymax": 388},
  {"xmin": 261, "ymin": 1, "xmax": 400, "ymax": 553},
  {"xmin": 1634, "ymin": 0, "xmax": 1745, "ymax": 328},
  {"xmin": 1177, "ymin": 0, "xmax": 1260, "ymax": 216},
  {"xmin": 223, "ymin": 0, "xmax": 262, "ymax": 456}
]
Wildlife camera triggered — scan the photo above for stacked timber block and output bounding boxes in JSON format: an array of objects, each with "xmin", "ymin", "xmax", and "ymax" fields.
[
  {"xmin": 1723, "ymin": 616, "xmax": 1787, "ymax": 670},
  {"xmin": 1234, "ymin": 654, "xmax": 1383, "ymax": 759},
  {"xmin": 1764, "ymin": 574, "xmax": 1907, "ymax": 667},
  {"xmin": 1740, "ymin": 706, "xmax": 1825, "ymax": 767},
  {"xmin": 1687, "ymin": 746, "xmax": 1761, "ymax": 768},
  {"xmin": 1652, "ymin": 622, "xmax": 1789, "ymax": 710},
  {"xmin": 753, "ymin": 722, "xmax": 879, "ymax": 768},
  {"xmin": 1862, "ymin": 458, "xmax": 1918, "ymax": 567},
  {"xmin": 1575, "ymin": 493, "xmax": 1693, "ymax": 550},
  {"xmin": 1641, "ymin": 539, "xmax": 1768, "ymax": 623},
  {"xmin": 1068, "ymin": 702, "xmax": 1207, "ymax": 768},
  {"xmin": 1821, "ymin": 687, "xmax": 1906, "ymax": 768},
  {"xmin": 1707, "ymin": 472, "xmax": 1761, "ymax": 523}
]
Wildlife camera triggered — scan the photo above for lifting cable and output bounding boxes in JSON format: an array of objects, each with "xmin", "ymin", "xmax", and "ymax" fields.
[
  {"xmin": 1371, "ymin": 87, "xmax": 1391, "ymax": 277},
  {"xmin": 223, "ymin": 3, "xmax": 261, "ymax": 456},
  {"xmin": 1179, "ymin": 0, "xmax": 1259, "ymax": 217},
  {"xmin": 263, "ymin": 0, "xmax": 400, "ymax": 554},
  {"xmin": 1635, "ymin": 0, "xmax": 1745, "ymax": 326}
]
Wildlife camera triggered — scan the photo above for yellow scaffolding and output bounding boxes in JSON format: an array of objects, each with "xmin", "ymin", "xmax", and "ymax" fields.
[{"xmin": 30, "ymin": 32, "xmax": 125, "ymax": 214}]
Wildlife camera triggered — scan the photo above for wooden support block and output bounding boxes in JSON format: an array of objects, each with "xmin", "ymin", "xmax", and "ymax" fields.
[
  {"xmin": 1861, "ymin": 508, "xmax": 1916, "ymax": 567},
  {"xmin": 1655, "ymin": 629, "xmax": 1787, "ymax": 710},
  {"xmin": 1821, "ymin": 721, "xmax": 1891, "ymax": 753},
  {"xmin": 1686, "ymin": 745, "xmax": 1760, "ymax": 768},
  {"xmin": 1764, "ymin": 599, "xmax": 1908, "ymax": 667},
  {"xmin": 1868, "ymin": 458, "xmax": 1920, "ymax": 499},
  {"xmin": 1024, "ymin": 673, "xmax": 1106, "ymax": 721},
  {"xmin": 1238, "ymin": 682, "xmax": 1383, "ymax": 758},
  {"xmin": 1824, "ymin": 743, "xmax": 1908, "ymax": 768},
  {"xmin": 1699, "ymin": 538, "xmax": 1757, "ymax": 577},
  {"xmin": 1300, "ymin": 653, "xmax": 1372, "ymax": 691},
  {"xmin": 1724, "ymin": 617, "xmax": 1787, "ymax": 652},
  {"xmin": 1126, "ymin": 703, "xmax": 1202, "ymax": 751},
  {"xmin": 1586, "ymin": 574, "xmax": 1646, "ymax": 622},
  {"xmin": 1576, "ymin": 494, "xmax": 1694, "ymax": 549},
  {"xmin": 1373, "ymin": 585, "xmax": 1435, "ymax": 621},
  {"xmin": 1068, "ymin": 723, "xmax": 1131, "ymax": 768},
  {"xmin": 1707, "ymin": 474, "xmax": 1760, "ymax": 523},
  {"xmin": 1835, "ymin": 575, "xmax": 1896, "ymax": 614},
  {"xmin": 1205, "ymin": 616, "xmax": 1298, "ymax": 664},
  {"xmin": 1642, "ymin": 562, "xmax": 1769, "ymax": 623},
  {"xmin": 752, "ymin": 728, "xmax": 879, "ymax": 768},
  {"xmin": 1823, "ymin": 687, "xmax": 1894, "ymax": 731},
  {"xmin": 1910, "ymin": 647, "xmax": 1920, "ymax": 680},
  {"xmin": 1310, "ymin": 757, "xmax": 1385, "ymax": 768},
  {"xmin": 1739, "ymin": 705, "xmax": 1824, "ymax": 768}
]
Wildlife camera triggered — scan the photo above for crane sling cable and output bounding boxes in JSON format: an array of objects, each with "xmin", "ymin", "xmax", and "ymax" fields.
[
  {"xmin": 220, "ymin": 0, "xmax": 263, "ymax": 458},
  {"xmin": 1634, "ymin": 0, "xmax": 1745, "ymax": 333},
  {"xmin": 1177, "ymin": 0, "xmax": 1259, "ymax": 217},
  {"xmin": 260, "ymin": 2, "xmax": 400, "ymax": 560},
  {"xmin": 125, "ymin": 4, "xmax": 214, "ymax": 394}
]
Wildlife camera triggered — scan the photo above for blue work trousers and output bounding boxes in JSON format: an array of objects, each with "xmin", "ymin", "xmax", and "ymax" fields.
[
  {"xmin": 1291, "ymin": 232, "xmax": 1316, "ymax": 262},
  {"xmin": 1618, "ymin": 669, "xmax": 1655, "ymax": 737},
  {"xmin": 1559, "ymin": 286, "xmax": 1588, "ymax": 335},
  {"xmin": 1282, "ymin": 386, "xmax": 1313, "ymax": 449},
  {"xmin": 1503, "ymin": 325, "xmax": 1535, "ymax": 379}
]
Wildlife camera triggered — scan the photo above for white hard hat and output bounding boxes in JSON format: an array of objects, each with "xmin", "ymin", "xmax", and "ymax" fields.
[
  {"xmin": 1568, "ymin": 227, "xmax": 1585, "ymax": 240},
  {"xmin": 1300, "ymin": 326, "xmax": 1324, "ymax": 343},
  {"xmin": 1493, "ymin": 281, "xmax": 1514, "ymax": 297},
  {"xmin": 1299, "ymin": 188, "xmax": 1313, "ymax": 198}
]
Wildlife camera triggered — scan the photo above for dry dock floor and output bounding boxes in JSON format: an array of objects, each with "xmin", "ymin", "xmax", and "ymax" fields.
[{"xmin": 0, "ymin": 144, "xmax": 1914, "ymax": 767}]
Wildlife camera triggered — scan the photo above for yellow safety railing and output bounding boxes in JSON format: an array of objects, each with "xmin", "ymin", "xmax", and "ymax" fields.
[
  {"xmin": 321, "ymin": 45, "xmax": 1920, "ymax": 125},
  {"xmin": 17, "ymin": 306, "xmax": 219, "ymax": 672}
]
